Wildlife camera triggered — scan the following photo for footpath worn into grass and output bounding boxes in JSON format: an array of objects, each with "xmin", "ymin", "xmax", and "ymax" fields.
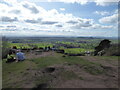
[{"xmin": 2, "ymin": 52, "xmax": 119, "ymax": 88}]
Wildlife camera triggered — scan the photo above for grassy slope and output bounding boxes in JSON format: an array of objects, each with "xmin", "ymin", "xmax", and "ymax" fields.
[{"xmin": 2, "ymin": 53, "xmax": 119, "ymax": 88}]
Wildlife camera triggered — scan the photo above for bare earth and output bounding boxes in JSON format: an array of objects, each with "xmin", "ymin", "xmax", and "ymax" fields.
[
  {"xmin": 3, "ymin": 51, "xmax": 119, "ymax": 88},
  {"xmin": 24, "ymin": 51, "xmax": 119, "ymax": 88},
  {"xmin": 50, "ymin": 63, "xmax": 118, "ymax": 88},
  {"xmin": 25, "ymin": 51, "xmax": 55, "ymax": 59}
]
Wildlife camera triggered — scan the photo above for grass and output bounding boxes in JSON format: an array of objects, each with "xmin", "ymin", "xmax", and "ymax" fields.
[
  {"xmin": 56, "ymin": 41, "xmax": 98, "ymax": 49},
  {"xmin": 2, "ymin": 59, "xmax": 37, "ymax": 88},
  {"xmin": 34, "ymin": 70, "xmax": 78, "ymax": 88},
  {"xmin": 35, "ymin": 74, "xmax": 52, "ymax": 87},
  {"xmin": 2, "ymin": 52, "xmax": 118, "ymax": 88},
  {"xmin": 79, "ymin": 76, "xmax": 84, "ymax": 80},
  {"xmin": 96, "ymin": 56, "xmax": 119, "ymax": 61},
  {"xmin": 2, "ymin": 59, "xmax": 36, "ymax": 73},
  {"xmin": 30, "ymin": 53, "xmax": 104, "ymax": 75},
  {"xmin": 32, "ymin": 43, "xmax": 53, "ymax": 48},
  {"xmin": 8, "ymin": 42, "xmax": 53, "ymax": 49},
  {"xmin": 8, "ymin": 43, "xmax": 31, "ymax": 49},
  {"xmin": 30, "ymin": 53, "xmax": 65, "ymax": 68},
  {"xmin": 64, "ymin": 48, "xmax": 94, "ymax": 54},
  {"xmin": 60, "ymin": 70, "xmax": 78, "ymax": 80},
  {"xmin": 84, "ymin": 65, "xmax": 104, "ymax": 75},
  {"xmin": 30, "ymin": 53, "xmax": 98, "ymax": 68}
]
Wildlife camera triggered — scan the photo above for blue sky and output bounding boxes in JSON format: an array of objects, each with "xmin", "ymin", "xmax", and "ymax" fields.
[
  {"xmin": 0, "ymin": 0, "xmax": 119, "ymax": 37},
  {"xmin": 37, "ymin": 2, "xmax": 118, "ymax": 22}
]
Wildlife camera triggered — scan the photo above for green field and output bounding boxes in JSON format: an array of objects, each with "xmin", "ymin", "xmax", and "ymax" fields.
[
  {"xmin": 64, "ymin": 48, "xmax": 94, "ymax": 54},
  {"xmin": 8, "ymin": 43, "xmax": 53, "ymax": 49}
]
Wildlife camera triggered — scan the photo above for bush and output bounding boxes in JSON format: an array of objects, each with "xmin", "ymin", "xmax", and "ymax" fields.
[
  {"xmin": 2, "ymin": 41, "xmax": 10, "ymax": 59},
  {"xmin": 104, "ymin": 44, "xmax": 120, "ymax": 56}
]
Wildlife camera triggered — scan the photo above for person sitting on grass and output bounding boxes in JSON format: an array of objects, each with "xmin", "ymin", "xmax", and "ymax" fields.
[
  {"xmin": 6, "ymin": 52, "xmax": 16, "ymax": 63},
  {"xmin": 16, "ymin": 50, "xmax": 25, "ymax": 62}
]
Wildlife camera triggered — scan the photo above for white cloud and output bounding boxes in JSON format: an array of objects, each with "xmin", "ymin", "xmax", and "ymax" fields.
[
  {"xmin": 94, "ymin": 0, "xmax": 118, "ymax": 6},
  {"xmin": 60, "ymin": 8, "xmax": 65, "ymax": 11},
  {"xmin": 99, "ymin": 14, "xmax": 118, "ymax": 24},
  {"xmin": 29, "ymin": 0, "xmax": 119, "ymax": 6},
  {"xmin": 0, "ymin": 0, "xmax": 117, "ymax": 37},
  {"xmin": 0, "ymin": 16, "xmax": 18, "ymax": 22},
  {"xmin": 1, "ymin": 0, "xmax": 18, "ymax": 6},
  {"xmin": 47, "ymin": 0, "xmax": 89, "ymax": 5},
  {"xmin": 92, "ymin": 24, "xmax": 114, "ymax": 29},
  {"xmin": 50, "ymin": 0, "xmax": 119, "ymax": 5},
  {"xmin": 71, "ymin": 18, "xmax": 94, "ymax": 29},
  {"xmin": 114, "ymin": 9, "xmax": 118, "ymax": 13},
  {"xmin": 21, "ymin": 1, "xmax": 39, "ymax": 14},
  {"xmin": 94, "ymin": 11, "xmax": 110, "ymax": 16}
]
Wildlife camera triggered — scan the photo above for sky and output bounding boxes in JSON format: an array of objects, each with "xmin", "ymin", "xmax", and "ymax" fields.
[{"xmin": 0, "ymin": 0, "xmax": 119, "ymax": 37}]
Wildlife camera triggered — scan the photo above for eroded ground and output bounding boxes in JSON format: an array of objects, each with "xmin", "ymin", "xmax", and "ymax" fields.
[{"xmin": 2, "ymin": 51, "xmax": 119, "ymax": 88}]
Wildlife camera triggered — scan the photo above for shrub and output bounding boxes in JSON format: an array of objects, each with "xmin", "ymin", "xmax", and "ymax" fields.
[
  {"xmin": 104, "ymin": 44, "xmax": 120, "ymax": 56},
  {"xmin": 2, "ymin": 41, "xmax": 10, "ymax": 59}
]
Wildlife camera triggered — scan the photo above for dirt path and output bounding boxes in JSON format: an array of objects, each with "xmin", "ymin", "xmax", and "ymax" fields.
[
  {"xmin": 80, "ymin": 56, "xmax": 118, "ymax": 77},
  {"xmin": 24, "ymin": 53, "xmax": 118, "ymax": 88},
  {"xmin": 80, "ymin": 56, "xmax": 118, "ymax": 66},
  {"xmin": 4, "ymin": 51, "xmax": 118, "ymax": 88},
  {"xmin": 50, "ymin": 62, "xmax": 118, "ymax": 88},
  {"xmin": 25, "ymin": 51, "xmax": 55, "ymax": 59}
]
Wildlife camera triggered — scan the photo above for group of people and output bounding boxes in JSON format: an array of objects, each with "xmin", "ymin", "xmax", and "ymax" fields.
[{"xmin": 6, "ymin": 49, "xmax": 25, "ymax": 63}]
